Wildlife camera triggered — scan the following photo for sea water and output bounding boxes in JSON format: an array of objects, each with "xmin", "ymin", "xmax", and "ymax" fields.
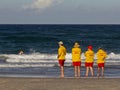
[{"xmin": 0, "ymin": 24, "xmax": 120, "ymax": 78}]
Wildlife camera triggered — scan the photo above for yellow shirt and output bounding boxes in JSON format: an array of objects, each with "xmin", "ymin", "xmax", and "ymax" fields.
[
  {"xmin": 72, "ymin": 47, "xmax": 81, "ymax": 62},
  {"xmin": 97, "ymin": 49, "xmax": 107, "ymax": 63},
  {"xmin": 85, "ymin": 49, "xmax": 94, "ymax": 63},
  {"xmin": 58, "ymin": 46, "xmax": 66, "ymax": 60}
]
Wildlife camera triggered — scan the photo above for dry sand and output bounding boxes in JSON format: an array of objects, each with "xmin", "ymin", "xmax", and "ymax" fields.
[{"xmin": 0, "ymin": 77, "xmax": 120, "ymax": 90}]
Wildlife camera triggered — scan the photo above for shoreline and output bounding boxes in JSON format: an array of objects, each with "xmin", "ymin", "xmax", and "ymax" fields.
[
  {"xmin": 0, "ymin": 65, "xmax": 120, "ymax": 78},
  {"xmin": 0, "ymin": 77, "xmax": 120, "ymax": 90},
  {"xmin": 0, "ymin": 74, "xmax": 120, "ymax": 78}
]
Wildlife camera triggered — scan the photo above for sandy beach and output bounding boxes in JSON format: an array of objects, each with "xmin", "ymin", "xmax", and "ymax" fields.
[{"xmin": 0, "ymin": 77, "xmax": 120, "ymax": 90}]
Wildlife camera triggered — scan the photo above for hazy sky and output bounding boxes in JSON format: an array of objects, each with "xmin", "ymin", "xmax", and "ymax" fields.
[{"xmin": 0, "ymin": 0, "xmax": 120, "ymax": 24}]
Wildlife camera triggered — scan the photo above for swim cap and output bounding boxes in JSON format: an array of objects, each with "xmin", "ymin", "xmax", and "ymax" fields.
[{"xmin": 88, "ymin": 45, "xmax": 93, "ymax": 50}]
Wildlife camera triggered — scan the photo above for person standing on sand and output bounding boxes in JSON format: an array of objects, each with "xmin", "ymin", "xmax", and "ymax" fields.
[
  {"xmin": 96, "ymin": 48, "xmax": 107, "ymax": 78},
  {"xmin": 84, "ymin": 45, "xmax": 94, "ymax": 77},
  {"xmin": 57, "ymin": 41, "xmax": 66, "ymax": 77},
  {"xmin": 72, "ymin": 42, "xmax": 82, "ymax": 77}
]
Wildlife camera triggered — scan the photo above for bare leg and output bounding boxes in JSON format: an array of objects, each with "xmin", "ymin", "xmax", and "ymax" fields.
[
  {"xmin": 60, "ymin": 66, "xmax": 64, "ymax": 78},
  {"xmin": 102, "ymin": 67, "xmax": 104, "ymax": 77},
  {"xmin": 90, "ymin": 67, "xmax": 94, "ymax": 77},
  {"xmin": 77, "ymin": 66, "xmax": 80, "ymax": 77},
  {"xmin": 85, "ymin": 67, "xmax": 89, "ymax": 77},
  {"xmin": 74, "ymin": 66, "xmax": 77, "ymax": 77},
  {"xmin": 97, "ymin": 67, "xmax": 100, "ymax": 78}
]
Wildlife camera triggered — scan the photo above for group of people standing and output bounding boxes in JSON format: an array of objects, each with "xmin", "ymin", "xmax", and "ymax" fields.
[{"xmin": 57, "ymin": 41, "xmax": 107, "ymax": 78}]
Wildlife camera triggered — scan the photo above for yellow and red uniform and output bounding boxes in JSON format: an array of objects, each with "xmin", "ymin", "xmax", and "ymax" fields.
[
  {"xmin": 97, "ymin": 49, "xmax": 107, "ymax": 67},
  {"xmin": 72, "ymin": 47, "xmax": 81, "ymax": 66},
  {"xmin": 58, "ymin": 45, "xmax": 66, "ymax": 66},
  {"xmin": 85, "ymin": 49, "xmax": 94, "ymax": 67}
]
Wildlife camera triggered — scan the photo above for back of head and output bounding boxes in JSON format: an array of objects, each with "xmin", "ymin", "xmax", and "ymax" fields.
[
  {"xmin": 74, "ymin": 42, "xmax": 80, "ymax": 48},
  {"xmin": 98, "ymin": 47, "xmax": 104, "ymax": 52},
  {"xmin": 88, "ymin": 45, "xmax": 93, "ymax": 50},
  {"xmin": 58, "ymin": 41, "xmax": 63, "ymax": 45}
]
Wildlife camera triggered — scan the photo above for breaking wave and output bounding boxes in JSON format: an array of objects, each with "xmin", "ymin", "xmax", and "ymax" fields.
[{"xmin": 0, "ymin": 52, "xmax": 119, "ymax": 67}]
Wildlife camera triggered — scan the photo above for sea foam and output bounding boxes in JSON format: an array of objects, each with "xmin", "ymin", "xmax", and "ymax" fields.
[{"xmin": 0, "ymin": 52, "xmax": 119, "ymax": 67}]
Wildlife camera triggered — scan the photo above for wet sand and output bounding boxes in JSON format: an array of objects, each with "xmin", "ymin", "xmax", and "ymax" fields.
[{"xmin": 0, "ymin": 77, "xmax": 120, "ymax": 90}]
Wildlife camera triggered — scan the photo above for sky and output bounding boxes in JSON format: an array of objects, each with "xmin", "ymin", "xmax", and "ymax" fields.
[{"xmin": 0, "ymin": 0, "xmax": 120, "ymax": 24}]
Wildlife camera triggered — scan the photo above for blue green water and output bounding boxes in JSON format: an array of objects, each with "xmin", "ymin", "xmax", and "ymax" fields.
[
  {"xmin": 0, "ymin": 24, "xmax": 120, "ymax": 54},
  {"xmin": 0, "ymin": 24, "xmax": 120, "ymax": 78}
]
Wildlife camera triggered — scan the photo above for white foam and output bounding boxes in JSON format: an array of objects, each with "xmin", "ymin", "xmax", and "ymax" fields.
[
  {"xmin": 0, "ymin": 63, "xmax": 55, "ymax": 68},
  {"xmin": 0, "ymin": 52, "xmax": 119, "ymax": 67},
  {"xmin": 2, "ymin": 52, "xmax": 120, "ymax": 61}
]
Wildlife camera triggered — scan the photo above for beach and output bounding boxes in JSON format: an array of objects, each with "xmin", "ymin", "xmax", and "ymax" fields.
[
  {"xmin": 0, "ymin": 25, "xmax": 120, "ymax": 90},
  {"xmin": 0, "ymin": 77, "xmax": 120, "ymax": 90}
]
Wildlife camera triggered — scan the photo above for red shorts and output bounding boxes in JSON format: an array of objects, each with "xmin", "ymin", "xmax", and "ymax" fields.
[
  {"xmin": 98, "ymin": 63, "xmax": 104, "ymax": 68},
  {"xmin": 58, "ymin": 60, "xmax": 65, "ymax": 66},
  {"xmin": 85, "ymin": 62, "xmax": 93, "ymax": 67},
  {"xmin": 73, "ymin": 62, "xmax": 81, "ymax": 66}
]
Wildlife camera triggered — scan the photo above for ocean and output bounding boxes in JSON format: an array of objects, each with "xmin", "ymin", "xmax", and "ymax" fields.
[{"xmin": 0, "ymin": 24, "xmax": 120, "ymax": 78}]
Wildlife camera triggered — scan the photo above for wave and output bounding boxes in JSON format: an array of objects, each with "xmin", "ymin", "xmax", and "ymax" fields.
[
  {"xmin": 1, "ymin": 52, "xmax": 120, "ymax": 60},
  {"xmin": 0, "ymin": 52, "xmax": 120, "ymax": 67}
]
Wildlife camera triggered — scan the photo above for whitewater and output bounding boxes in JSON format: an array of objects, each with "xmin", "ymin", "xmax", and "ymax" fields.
[
  {"xmin": 0, "ymin": 24, "xmax": 120, "ymax": 77},
  {"xmin": 0, "ymin": 52, "xmax": 119, "ymax": 68}
]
